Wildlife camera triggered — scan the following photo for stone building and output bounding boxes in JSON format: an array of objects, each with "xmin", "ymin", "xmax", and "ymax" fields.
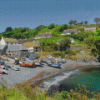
[{"xmin": 6, "ymin": 44, "xmax": 28, "ymax": 58}]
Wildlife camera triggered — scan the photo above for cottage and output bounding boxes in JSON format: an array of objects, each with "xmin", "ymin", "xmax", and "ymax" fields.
[
  {"xmin": 23, "ymin": 42, "xmax": 41, "ymax": 52},
  {"xmin": 0, "ymin": 37, "xmax": 18, "ymax": 45},
  {"xmin": 6, "ymin": 44, "xmax": 28, "ymax": 58},
  {"xmin": 61, "ymin": 29, "xmax": 78, "ymax": 35},
  {"xmin": 84, "ymin": 27, "xmax": 96, "ymax": 31},
  {"xmin": 57, "ymin": 38, "xmax": 74, "ymax": 44},
  {"xmin": 34, "ymin": 31, "xmax": 52, "ymax": 39},
  {"xmin": 75, "ymin": 22, "xmax": 82, "ymax": 25}
]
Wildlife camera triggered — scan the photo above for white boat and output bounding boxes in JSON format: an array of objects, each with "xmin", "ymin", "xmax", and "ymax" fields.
[
  {"xmin": 0, "ymin": 69, "xmax": 8, "ymax": 74},
  {"xmin": 11, "ymin": 66, "xmax": 20, "ymax": 71},
  {"xmin": 0, "ymin": 65, "xmax": 5, "ymax": 69}
]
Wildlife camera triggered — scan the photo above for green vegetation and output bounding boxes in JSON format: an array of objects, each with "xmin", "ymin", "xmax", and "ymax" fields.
[
  {"xmin": 53, "ymin": 51, "xmax": 65, "ymax": 58},
  {"xmin": 1, "ymin": 23, "xmax": 100, "ymax": 58},
  {"xmin": 0, "ymin": 79, "xmax": 100, "ymax": 100}
]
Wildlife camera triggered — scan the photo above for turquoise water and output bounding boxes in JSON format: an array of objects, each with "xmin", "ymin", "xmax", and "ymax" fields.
[{"xmin": 60, "ymin": 66, "xmax": 100, "ymax": 92}]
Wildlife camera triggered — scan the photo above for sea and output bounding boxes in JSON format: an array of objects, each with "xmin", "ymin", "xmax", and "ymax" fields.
[{"xmin": 40, "ymin": 66, "xmax": 100, "ymax": 95}]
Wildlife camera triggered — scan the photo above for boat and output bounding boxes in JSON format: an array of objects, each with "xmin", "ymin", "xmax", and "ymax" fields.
[
  {"xmin": 20, "ymin": 62, "xmax": 34, "ymax": 67},
  {"xmin": 0, "ymin": 69, "xmax": 8, "ymax": 74},
  {"xmin": 11, "ymin": 66, "xmax": 20, "ymax": 71},
  {"xmin": 51, "ymin": 63, "xmax": 61, "ymax": 69}
]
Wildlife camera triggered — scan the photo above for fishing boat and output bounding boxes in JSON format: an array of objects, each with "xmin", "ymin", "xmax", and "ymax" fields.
[{"xmin": 11, "ymin": 66, "xmax": 20, "ymax": 71}]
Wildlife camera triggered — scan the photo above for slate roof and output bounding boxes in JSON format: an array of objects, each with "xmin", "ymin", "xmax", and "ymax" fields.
[
  {"xmin": 0, "ymin": 45, "xmax": 5, "ymax": 50},
  {"xmin": 63, "ymin": 29, "xmax": 78, "ymax": 33},
  {"xmin": 17, "ymin": 38, "xmax": 34, "ymax": 44},
  {"xmin": 7, "ymin": 44, "xmax": 27, "ymax": 51},
  {"xmin": 84, "ymin": 27, "xmax": 96, "ymax": 31},
  {"xmin": 38, "ymin": 33, "xmax": 52, "ymax": 37},
  {"xmin": 4, "ymin": 38, "xmax": 18, "ymax": 43},
  {"xmin": 24, "ymin": 42, "xmax": 40, "ymax": 47}
]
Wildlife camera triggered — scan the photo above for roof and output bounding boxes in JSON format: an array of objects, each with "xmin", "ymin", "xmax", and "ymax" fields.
[
  {"xmin": 38, "ymin": 33, "xmax": 52, "ymax": 37},
  {"xmin": 4, "ymin": 38, "xmax": 18, "ymax": 43},
  {"xmin": 24, "ymin": 42, "xmax": 39, "ymax": 47},
  {"xmin": 84, "ymin": 27, "xmax": 96, "ymax": 31},
  {"xmin": 17, "ymin": 38, "xmax": 34, "ymax": 44},
  {"xmin": 7, "ymin": 44, "xmax": 27, "ymax": 51},
  {"xmin": 63, "ymin": 29, "xmax": 78, "ymax": 33},
  {"xmin": 0, "ymin": 45, "xmax": 6, "ymax": 50}
]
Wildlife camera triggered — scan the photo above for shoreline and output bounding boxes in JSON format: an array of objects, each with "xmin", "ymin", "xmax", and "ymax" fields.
[{"xmin": 15, "ymin": 61, "xmax": 100, "ymax": 88}]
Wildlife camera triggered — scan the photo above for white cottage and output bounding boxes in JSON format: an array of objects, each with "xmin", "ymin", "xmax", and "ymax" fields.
[
  {"xmin": 0, "ymin": 37, "xmax": 18, "ymax": 45},
  {"xmin": 84, "ymin": 27, "xmax": 96, "ymax": 31},
  {"xmin": 61, "ymin": 29, "xmax": 78, "ymax": 35}
]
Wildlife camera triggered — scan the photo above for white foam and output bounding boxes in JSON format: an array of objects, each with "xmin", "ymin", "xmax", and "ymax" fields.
[{"xmin": 41, "ymin": 69, "xmax": 80, "ymax": 89}]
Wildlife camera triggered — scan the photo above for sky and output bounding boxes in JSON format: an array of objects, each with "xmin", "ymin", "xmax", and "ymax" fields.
[{"xmin": 0, "ymin": 0, "xmax": 100, "ymax": 33}]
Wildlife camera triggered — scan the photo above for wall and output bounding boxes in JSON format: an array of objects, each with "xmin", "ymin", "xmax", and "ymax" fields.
[
  {"xmin": 69, "ymin": 46, "xmax": 84, "ymax": 50},
  {"xmin": 20, "ymin": 50, "xmax": 29, "ymax": 58},
  {"xmin": 0, "ymin": 37, "xmax": 6, "ymax": 45},
  {"xmin": 1, "ymin": 45, "xmax": 8, "ymax": 55}
]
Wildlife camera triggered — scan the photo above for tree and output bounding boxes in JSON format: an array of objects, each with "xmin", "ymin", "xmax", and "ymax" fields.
[
  {"xmin": 36, "ymin": 25, "xmax": 45, "ymax": 31},
  {"xmin": 59, "ymin": 38, "xmax": 70, "ymax": 51},
  {"xmin": 85, "ymin": 21, "xmax": 88, "ymax": 25},
  {"xmin": 5, "ymin": 27, "xmax": 13, "ymax": 32},
  {"xmin": 94, "ymin": 17, "xmax": 100, "ymax": 24},
  {"xmin": 69, "ymin": 20, "xmax": 74, "ymax": 25},
  {"xmin": 73, "ymin": 20, "xmax": 77, "ymax": 25},
  {"xmin": 48, "ymin": 23, "xmax": 55, "ymax": 29},
  {"xmin": 59, "ymin": 24, "xmax": 68, "ymax": 32}
]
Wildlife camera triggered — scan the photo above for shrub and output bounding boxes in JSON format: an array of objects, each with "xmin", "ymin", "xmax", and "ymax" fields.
[
  {"xmin": 53, "ymin": 51, "xmax": 65, "ymax": 58},
  {"xmin": 65, "ymin": 50, "xmax": 77, "ymax": 55}
]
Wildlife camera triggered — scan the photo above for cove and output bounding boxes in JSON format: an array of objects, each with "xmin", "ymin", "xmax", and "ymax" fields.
[{"xmin": 41, "ymin": 66, "xmax": 100, "ymax": 94}]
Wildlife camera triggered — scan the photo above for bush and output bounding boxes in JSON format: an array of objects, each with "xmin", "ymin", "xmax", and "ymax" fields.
[
  {"xmin": 53, "ymin": 51, "xmax": 65, "ymax": 58},
  {"xmin": 65, "ymin": 50, "xmax": 77, "ymax": 55}
]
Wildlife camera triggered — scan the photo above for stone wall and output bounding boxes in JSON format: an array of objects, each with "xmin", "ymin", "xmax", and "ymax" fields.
[{"xmin": 69, "ymin": 46, "xmax": 84, "ymax": 50}]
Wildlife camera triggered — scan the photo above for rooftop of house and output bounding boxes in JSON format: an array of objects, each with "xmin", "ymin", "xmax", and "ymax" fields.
[
  {"xmin": 17, "ymin": 38, "xmax": 34, "ymax": 44},
  {"xmin": 84, "ymin": 27, "xmax": 96, "ymax": 29},
  {"xmin": 23, "ymin": 42, "xmax": 40, "ymax": 47},
  {"xmin": 38, "ymin": 32, "xmax": 52, "ymax": 37},
  {"xmin": 63, "ymin": 29, "xmax": 78, "ymax": 33},
  {"xmin": 4, "ymin": 38, "xmax": 18, "ymax": 43},
  {"xmin": 7, "ymin": 44, "xmax": 27, "ymax": 51}
]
